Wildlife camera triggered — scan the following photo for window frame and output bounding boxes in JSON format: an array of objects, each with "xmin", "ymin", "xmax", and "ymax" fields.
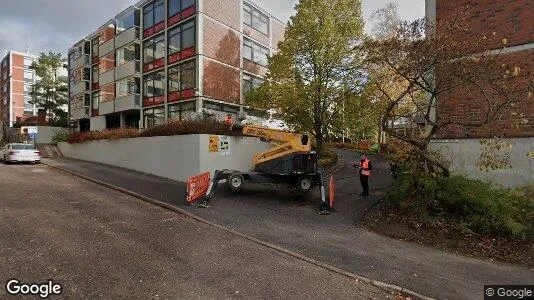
[
  {"xmin": 168, "ymin": 60, "xmax": 196, "ymax": 94},
  {"xmin": 243, "ymin": 3, "xmax": 269, "ymax": 35},
  {"xmin": 168, "ymin": 19, "xmax": 196, "ymax": 57},
  {"xmin": 143, "ymin": 71, "xmax": 165, "ymax": 99},
  {"xmin": 168, "ymin": 101, "xmax": 196, "ymax": 121},
  {"xmin": 143, "ymin": 0, "xmax": 165, "ymax": 30},
  {"xmin": 143, "ymin": 34, "xmax": 166, "ymax": 64},
  {"xmin": 243, "ymin": 39, "xmax": 269, "ymax": 66},
  {"xmin": 143, "ymin": 106, "xmax": 165, "ymax": 127}
]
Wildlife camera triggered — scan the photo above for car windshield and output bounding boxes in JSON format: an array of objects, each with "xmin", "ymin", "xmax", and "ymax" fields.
[{"xmin": 11, "ymin": 145, "xmax": 36, "ymax": 150}]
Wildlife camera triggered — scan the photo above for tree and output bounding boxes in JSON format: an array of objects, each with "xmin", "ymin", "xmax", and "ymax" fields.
[
  {"xmin": 29, "ymin": 52, "xmax": 68, "ymax": 126},
  {"xmin": 365, "ymin": 10, "xmax": 533, "ymax": 176},
  {"xmin": 246, "ymin": 0, "xmax": 366, "ymax": 157}
]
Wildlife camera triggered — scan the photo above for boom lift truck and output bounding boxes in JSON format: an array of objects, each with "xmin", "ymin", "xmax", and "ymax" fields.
[{"xmin": 198, "ymin": 124, "xmax": 332, "ymax": 213}]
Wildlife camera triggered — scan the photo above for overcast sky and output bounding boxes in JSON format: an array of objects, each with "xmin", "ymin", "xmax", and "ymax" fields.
[{"xmin": 0, "ymin": 0, "xmax": 424, "ymax": 57}]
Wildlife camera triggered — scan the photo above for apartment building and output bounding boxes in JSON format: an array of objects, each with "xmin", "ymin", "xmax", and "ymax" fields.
[
  {"xmin": 426, "ymin": 0, "xmax": 534, "ymax": 186},
  {"xmin": 0, "ymin": 51, "xmax": 39, "ymax": 128},
  {"xmin": 68, "ymin": 0, "xmax": 285, "ymax": 131}
]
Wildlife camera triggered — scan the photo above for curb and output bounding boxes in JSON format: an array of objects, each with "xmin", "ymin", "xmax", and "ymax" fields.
[{"xmin": 43, "ymin": 161, "xmax": 434, "ymax": 300}]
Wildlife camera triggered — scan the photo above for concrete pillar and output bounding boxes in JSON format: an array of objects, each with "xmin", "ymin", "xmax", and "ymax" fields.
[{"xmin": 120, "ymin": 113, "xmax": 126, "ymax": 128}]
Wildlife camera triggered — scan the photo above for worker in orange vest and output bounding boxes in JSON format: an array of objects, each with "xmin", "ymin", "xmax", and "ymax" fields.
[
  {"xmin": 225, "ymin": 114, "xmax": 233, "ymax": 126},
  {"xmin": 354, "ymin": 154, "xmax": 372, "ymax": 197}
]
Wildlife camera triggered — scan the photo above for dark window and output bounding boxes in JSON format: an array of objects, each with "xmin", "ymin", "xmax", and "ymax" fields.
[
  {"xmin": 169, "ymin": 0, "xmax": 180, "ymax": 17},
  {"xmin": 144, "ymin": 107, "xmax": 165, "ymax": 127},
  {"xmin": 243, "ymin": 74, "xmax": 263, "ymax": 93},
  {"xmin": 143, "ymin": 0, "xmax": 164, "ymax": 29},
  {"xmin": 168, "ymin": 101, "xmax": 196, "ymax": 121},
  {"xmin": 143, "ymin": 71, "xmax": 165, "ymax": 98},
  {"xmin": 243, "ymin": 39, "xmax": 269, "ymax": 66},
  {"xmin": 143, "ymin": 34, "xmax": 166, "ymax": 63},
  {"xmin": 168, "ymin": 19, "xmax": 196, "ymax": 56},
  {"xmin": 116, "ymin": 10, "xmax": 136, "ymax": 33},
  {"xmin": 168, "ymin": 60, "xmax": 196, "ymax": 93},
  {"xmin": 243, "ymin": 3, "xmax": 269, "ymax": 35},
  {"xmin": 204, "ymin": 101, "xmax": 239, "ymax": 114}
]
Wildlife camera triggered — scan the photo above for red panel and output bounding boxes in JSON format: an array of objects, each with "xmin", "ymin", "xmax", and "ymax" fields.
[
  {"xmin": 169, "ymin": 52, "xmax": 181, "ymax": 64},
  {"xmin": 92, "ymin": 56, "xmax": 100, "ymax": 65},
  {"xmin": 92, "ymin": 82, "xmax": 100, "ymax": 90},
  {"xmin": 143, "ymin": 97, "xmax": 154, "ymax": 107},
  {"xmin": 143, "ymin": 27, "xmax": 154, "ymax": 38},
  {"xmin": 143, "ymin": 58, "xmax": 164, "ymax": 72},
  {"xmin": 154, "ymin": 95, "xmax": 165, "ymax": 105},
  {"xmin": 154, "ymin": 21, "xmax": 166, "ymax": 34},
  {"xmin": 168, "ymin": 91, "xmax": 181, "ymax": 103},
  {"xmin": 181, "ymin": 47, "xmax": 195, "ymax": 59},
  {"xmin": 181, "ymin": 88, "xmax": 195, "ymax": 99},
  {"xmin": 182, "ymin": 6, "xmax": 196, "ymax": 19},
  {"xmin": 91, "ymin": 109, "xmax": 99, "ymax": 117},
  {"xmin": 169, "ymin": 14, "xmax": 181, "ymax": 26}
]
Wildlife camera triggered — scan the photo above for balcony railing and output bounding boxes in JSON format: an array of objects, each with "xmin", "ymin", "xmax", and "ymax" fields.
[
  {"xmin": 72, "ymin": 54, "xmax": 89, "ymax": 70},
  {"xmin": 115, "ymin": 26, "xmax": 140, "ymax": 49},
  {"xmin": 115, "ymin": 60, "xmax": 140, "ymax": 81},
  {"xmin": 115, "ymin": 94, "xmax": 141, "ymax": 113}
]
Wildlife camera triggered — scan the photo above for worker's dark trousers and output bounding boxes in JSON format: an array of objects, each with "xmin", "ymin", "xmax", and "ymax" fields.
[{"xmin": 360, "ymin": 175, "xmax": 369, "ymax": 196}]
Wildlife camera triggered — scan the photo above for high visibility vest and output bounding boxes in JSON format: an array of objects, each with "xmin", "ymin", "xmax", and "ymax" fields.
[
  {"xmin": 360, "ymin": 159, "xmax": 371, "ymax": 176},
  {"xmin": 225, "ymin": 116, "xmax": 233, "ymax": 126}
]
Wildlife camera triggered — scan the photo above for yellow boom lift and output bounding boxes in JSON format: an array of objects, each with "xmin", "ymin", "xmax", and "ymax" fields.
[{"xmin": 199, "ymin": 124, "xmax": 331, "ymax": 212}]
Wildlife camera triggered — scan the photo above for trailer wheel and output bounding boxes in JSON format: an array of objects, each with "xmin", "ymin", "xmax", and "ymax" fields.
[
  {"xmin": 227, "ymin": 173, "xmax": 244, "ymax": 191},
  {"xmin": 296, "ymin": 176, "xmax": 313, "ymax": 193}
]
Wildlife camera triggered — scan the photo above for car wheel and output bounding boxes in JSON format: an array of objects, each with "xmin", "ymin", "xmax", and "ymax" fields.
[
  {"xmin": 296, "ymin": 175, "xmax": 313, "ymax": 193},
  {"xmin": 227, "ymin": 173, "xmax": 244, "ymax": 192}
]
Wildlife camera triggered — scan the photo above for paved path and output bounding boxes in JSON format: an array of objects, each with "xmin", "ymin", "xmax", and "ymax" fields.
[
  {"xmin": 0, "ymin": 163, "xmax": 390, "ymax": 299},
  {"xmin": 43, "ymin": 156, "xmax": 534, "ymax": 299}
]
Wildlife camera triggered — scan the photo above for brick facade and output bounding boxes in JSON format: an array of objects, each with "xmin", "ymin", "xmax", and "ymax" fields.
[
  {"xmin": 203, "ymin": 58, "xmax": 240, "ymax": 103},
  {"xmin": 434, "ymin": 0, "xmax": 534, "ymax": 139},
  {"xmin": 202, "ymin": 0, "xmax": 241, "ymax": 31},
  {"xmin": 202, "ymin": 16, "xmax": 241, "ymax": 67}
]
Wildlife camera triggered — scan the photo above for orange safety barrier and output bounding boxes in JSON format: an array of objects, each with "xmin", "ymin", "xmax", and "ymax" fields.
[
  {"xmin": 329, "ymin": 175, "xmax": 335, "ymax": 208},
  {"xmin": 185, "ymin": 172, "xmax": 211, "ymax": 204}
]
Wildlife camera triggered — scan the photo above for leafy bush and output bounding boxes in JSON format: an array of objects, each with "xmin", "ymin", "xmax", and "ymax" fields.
[
  {"xmin": 140, "ymin": 119, "xmax": 241, "ymax": 138},
  {"xmin": 386, "ymin": 169, "xmax": 531, "ymax": 238},
  {"xmin": 67, "ymin": 120, "xmax": 239, "ymax": 144},
  {"xmin": 51, "ymin": 129, "xmax": 70, "ymax": 143},
  {"xmin": 318, "ymin": 147, "xmax": 338, "ymax": 167}
]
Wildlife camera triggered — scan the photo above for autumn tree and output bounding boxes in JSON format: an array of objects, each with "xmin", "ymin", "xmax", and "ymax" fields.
[
  {"xmin": 246, "ymin": 0, "xmax": 366, "ymax": 157},
  {"xmin": 364, "ymin": 7, "xmax": 533, "ymax": 176},
  {"xmin": 30, "ymin": 52, "xmax": 68, "ymax": 126}
]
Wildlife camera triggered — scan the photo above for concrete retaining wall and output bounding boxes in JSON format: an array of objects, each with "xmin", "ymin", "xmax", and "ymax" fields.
[
  {"xmin": 430, "ymin": 138, "xmax": 534, "ymax": 187},
  {"xmin": 58, "ymin": 135, "xmax": 272, "ymax": 182},
  {"xmin": 36, "ymin": 126, "xmax": 68, "ymax": 144}
]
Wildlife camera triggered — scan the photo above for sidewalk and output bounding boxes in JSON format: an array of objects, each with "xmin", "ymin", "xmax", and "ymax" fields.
[{"xmin": 43, "ymin": 157, "xmax": 534, "ymax": 300}]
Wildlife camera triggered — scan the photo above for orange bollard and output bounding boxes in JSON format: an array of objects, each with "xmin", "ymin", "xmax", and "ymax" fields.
[
  {"xmin": 329, "ymin": 175, "xmax": 335, "ymax": 208},
  {"xmin": 185, "ymin": 172, "xmax": 211, "ymax": 204}
]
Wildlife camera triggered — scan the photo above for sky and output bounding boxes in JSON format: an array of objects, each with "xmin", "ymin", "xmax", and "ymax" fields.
[{"xmin": 0, "ymin": 0, "xmax": 424, "ymax": 57}]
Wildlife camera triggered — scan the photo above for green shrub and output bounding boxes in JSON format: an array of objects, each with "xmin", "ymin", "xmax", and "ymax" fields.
[
  {"xmin": 318, "ymin": 147, "xmax": 338, "ymax": 167},
  {"xmin": 386, "ymin": 169, "xmax": 530, "ymax": 238},
  {"xmin": 51, "ymin": 129, "xmax": 70, "ymax": 143}
]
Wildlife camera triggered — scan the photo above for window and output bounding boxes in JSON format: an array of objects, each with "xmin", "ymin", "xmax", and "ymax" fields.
[
  {"xmin": 116, "ymin": 9, "xmax": 139, "ymax": 34},
  {"xmin": 143, "ymin": 34, "xmax": 166, "ymax": 63},
  {"xmin": 143, "ymin": 71, "xmax": 165, "ymax": 99},
  {"xmin": 242, "ymin": 74, "xmax": 263, "ymax": 93},
  {"xmin": 23, "ymin": 70, "xmax": 33, "ymax": 82},
  {"xmin": 169, "ymin": 0, "xmax": 195, "ymax": 17},
  {"xmin": 24, "ymin": 84, "xmax": 32, "ymax": 96},
  {"xmin": 143, "ymin": 107, "xmax": 165, "ymax": 127},
  {"xmin": 92, "ymin": 66, "xmax": 99, "ymax": 83},
  {"xmin": 24, "ymin": 97, "xmax": 33, "ymax": 110},
  {"xmin": 143, "ymin": 0, "xmax": 164, "ymax": 29},
  {"xmin": 92, "ymin": 92, "xmax": 100, "ymax": 109},
  {"xmin": 23, "ymin": 57, "xmax": 33, "ymax": 68},
  {"xmin": 168, "ymin": 60, "xmax": 196, "ymax": 93},
  {"xmin": 92, "ymin": 38, "xmax": 100, "ymax": 57},
  {"xmin": 168, "ymin": 20, "xmax": 196, "ymax": 56},
  {"xmin": 243, "ymin": 39, "xmax": 269, "ymax": 66},
  {"xmin": 116, "ymin": 43, "xmax": 140, "ymax": 66},
  {"xmin": 168, "ymin": 101, "xmax": 196, "ymax": 121},
  {"xmin": 116, "ymin": 77, "xmax": 140, "ymax": 98},
  {"xmin": 243, "ymin": 3, "xmax": 269, "ymax": 35},
  {"xmin": 204, "ymin": 101, "xmax": 240, "ymax": 114}
]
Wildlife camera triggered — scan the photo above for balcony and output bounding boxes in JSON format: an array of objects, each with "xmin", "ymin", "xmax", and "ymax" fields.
[
  {"xmin": 99, "ymin": 69, "xmax": 115, "ymax": 86},
  {"xmin": 71, "ymin": 81, "xmax": 87, "ymax": 96},
  {"xmin": 99, "ymin": 100, "xmax": 115, "ymax": 115},
  {"xmin": 99, "ymin": 38, "xmax": 115, "ymax": 56},
  {"xmin": 71, "ymin": 107, "xmax": 90, "ymax": 120},
  {"xmin": 72, "ymin": 54, "xmax": 89, "ymax": 70},
  {"xmin": 115, "ymin": 94, "xmax": 141, "ymax": 113},
  {"xmin": 115, "ymin": 27, "xmax": 140, "ymax": 49},
  {"xmin": 115, "ymin": 60, "xmax": 140, "ymax": 81}
]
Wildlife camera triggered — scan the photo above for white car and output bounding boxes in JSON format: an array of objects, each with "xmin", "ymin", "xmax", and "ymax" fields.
[{"xmin": 1, "ymin": 143, "xmax": 41, "ymax": 164}]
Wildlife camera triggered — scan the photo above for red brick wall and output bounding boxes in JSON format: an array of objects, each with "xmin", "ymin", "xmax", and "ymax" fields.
[
  {"xmin": 271, "ymin": 20, "xmax": 285, "ymax": 51},
  {"xmin": 202, "ymin": 16, "xmax": 241, "ymax": 68},
  {"xmin": 436, "ymin": 49, "xmax": 534, "ymax": 138},
  {"xmin": 11, "ymin": 54, "xmax": 24, "ymax": 69},
  {"xmin": 202, "ymin": 0, "xmax": 240, "ymax": 31},
  {"xmin": 436, "ymin": 0, "xmax": 534, "ymax": 49},
  {"xmin": 203, "ymin": 58, "xmax": 240, "ymax": 103},
  {"xmin": 11, "ymin": 68, "xmax": 23, "ymax": 82},
  {"xmin": 243, "ymin": 25, "xmax": 269, "ymax": 46}
]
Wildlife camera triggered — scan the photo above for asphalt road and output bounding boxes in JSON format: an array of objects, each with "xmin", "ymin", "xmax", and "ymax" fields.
[
  {"xmin": 0, "ymin": 162, "xmax": 391, "ymax": 299},
  {"xmin": 43, "ymin": 154, "xmax": 534, "ymax": 300}
]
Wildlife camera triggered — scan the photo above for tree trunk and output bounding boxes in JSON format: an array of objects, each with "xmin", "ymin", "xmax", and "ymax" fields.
[{"xmin": 316, "ymin": 131, "xmax": 324, "ymax": 159}]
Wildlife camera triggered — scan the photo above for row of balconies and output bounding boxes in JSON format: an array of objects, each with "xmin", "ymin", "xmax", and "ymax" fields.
[
  {"xmin": 99, "ymin": 27, "xmax": 140, "ymax": 57},
  {"xmin": 99, "ymin": 60, "xmax": 141, "ymax": 87},
  {"xmin": 70, "ymin": 94, "xmax": 141, "ymax": 120}
]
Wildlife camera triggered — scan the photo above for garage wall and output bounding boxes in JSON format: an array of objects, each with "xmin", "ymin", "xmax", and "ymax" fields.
[{"xmin": 58, "ymin": 135, "xmax": 272, "ymax": 182}]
